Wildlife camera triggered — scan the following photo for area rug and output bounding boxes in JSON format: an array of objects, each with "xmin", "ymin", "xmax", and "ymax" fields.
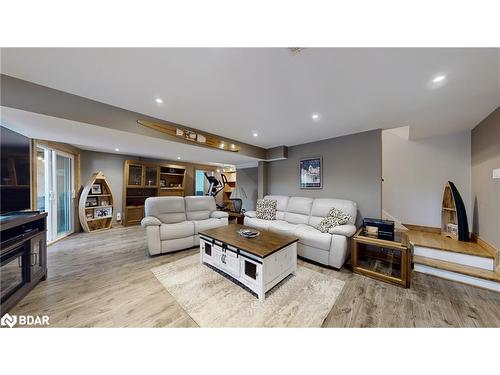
[{"xmin": 151, "ymin": 254, "xmax": 345, "ymax": 327}]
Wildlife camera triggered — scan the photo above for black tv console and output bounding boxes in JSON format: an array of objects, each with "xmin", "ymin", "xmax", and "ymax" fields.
[{"xmin": 0, "ymin": 211, "xmax": 48, "ymax": 314}]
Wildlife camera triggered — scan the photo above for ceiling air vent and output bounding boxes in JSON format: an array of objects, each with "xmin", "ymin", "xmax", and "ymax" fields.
[{"xmin": 288, "ymin": 47, "xmax": 305, "ymax": 56}]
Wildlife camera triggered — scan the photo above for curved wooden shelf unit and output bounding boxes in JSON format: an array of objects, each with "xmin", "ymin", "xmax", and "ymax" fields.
[{"xmin": 79, "ymin": 171, "xmax": 114, "ymax": 233}]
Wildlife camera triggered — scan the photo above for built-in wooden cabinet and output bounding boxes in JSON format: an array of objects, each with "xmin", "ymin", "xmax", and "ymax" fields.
[{"xmin": 123, "ymin": 160, "xmax": 186, "ymax": 226}]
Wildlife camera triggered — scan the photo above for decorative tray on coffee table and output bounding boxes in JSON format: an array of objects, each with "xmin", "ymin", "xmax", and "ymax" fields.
[{"xmin": 237, "ymin": 228, "xmax": 260, "ymax": 238}]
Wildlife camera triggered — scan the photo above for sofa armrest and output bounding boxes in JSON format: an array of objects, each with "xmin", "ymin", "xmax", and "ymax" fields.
[
  {"xmin": 244, "ymin": 210, "xmax": 256, "ymax": 218},
  {"xmin": 210, "ymin": 211, "xmax": 229, "ymax": 219},
  {"xmin": 141, "ymin": 216, "xmax": 162, "ymax": 227},
  {"xmin": 328, "ymin": 224, "xmax": 357, "ymax": 237}
]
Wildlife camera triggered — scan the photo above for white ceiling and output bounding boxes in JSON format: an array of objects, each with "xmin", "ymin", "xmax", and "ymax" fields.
[
  {"xmin": 0, "ymin": 107, "xmax": 256, "ymax": 167},
  {"xmin": 1, "ymin": 48, "xmax": 499, "ymax": 147}
]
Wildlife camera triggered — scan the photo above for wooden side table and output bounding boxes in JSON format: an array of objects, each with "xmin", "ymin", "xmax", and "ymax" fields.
[
  {"xmin": 351, "ymin": 228, "xmax": 411, "ymax": 288},
  {"xmin": 227, "ymin": 211, "xmax": 245, "ymax": 225}
]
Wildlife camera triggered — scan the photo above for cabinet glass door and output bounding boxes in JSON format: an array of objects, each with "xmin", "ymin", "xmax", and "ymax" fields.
[
  {"xmin": 145, "ymin": 166, "xmax": 158, "ymax": 187},
  {"xmin": 128, "ymin": 164, "xmax": 143, "ymax": 186}
]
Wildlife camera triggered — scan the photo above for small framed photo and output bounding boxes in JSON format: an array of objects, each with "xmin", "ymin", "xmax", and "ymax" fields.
[
  {"xmin": 86, "ymin": 211, "xmax": 94, "ymax": 219},
  {"xmin": 160, "ymin": 179, "xmax": 166, "ymax": 187},
  {"xmin": 91, "ymin": 183, "xmax": 102, "ymax": 195},
  {"xmin": 299, "ymin": 157, "xmax": 322, "ymax": 189},
  {"xmin": 101, "ymin": 199, "xmax": 109, "ymax": 206},
  {"xmin": 87, "ymin": 197, "xmax": 98, "ymax": 207},
  {"xmin": 94, "ymin": 207, "xmax": 112, "ymax": 218}
]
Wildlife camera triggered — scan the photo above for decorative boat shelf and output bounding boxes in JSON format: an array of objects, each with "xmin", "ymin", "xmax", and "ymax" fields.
[
  {"xmin": 441, "ymin": 181, "xmax": 469, "ymax": 241},
  {"xmin": 79, "ymin": 171, "xmax": 115, "ymax": 233}
]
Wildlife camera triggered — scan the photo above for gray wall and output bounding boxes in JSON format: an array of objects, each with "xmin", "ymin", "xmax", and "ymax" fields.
[
  {"xmin": 471, "ymin": 106, "xmax": 500, "ymax": 249},
  {"xmin": 266, "ymin": 129, "xmax": 382, "ymax": 225},
  {"xmin": 236, "ymin": 167, "xmax": 258, "ymax": 211}
]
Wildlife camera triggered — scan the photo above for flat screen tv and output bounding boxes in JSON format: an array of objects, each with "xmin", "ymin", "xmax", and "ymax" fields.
[{"xmin": 0, "ymin": 126, "xmax": 31, "ymax": 214}]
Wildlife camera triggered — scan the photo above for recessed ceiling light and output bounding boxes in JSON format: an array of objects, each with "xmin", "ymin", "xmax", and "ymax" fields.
[
  {"xmin": 115, "ymin": 148, "xmax": 120, "ymax": 152},
  {"xmin": 253, "ymin": 132, "xmax": 258, "ymax": 137},
  {"xmin": 216, "ymin": 169, "xmax": 221, "ymax": 173},
  {"xmin": 177, "ymin": 156, "xmax": 181, "ymax": 160},
  {"xmin": 312, "ymin": 113, "xmax": 320, "ymax": 120},
  {"xmin": 432, "ymin": 75, "xmax": 446, "ymax": 83},
  {"xmin": 155, "ymin": 98, "xmax": 163, "ymax": 104}
]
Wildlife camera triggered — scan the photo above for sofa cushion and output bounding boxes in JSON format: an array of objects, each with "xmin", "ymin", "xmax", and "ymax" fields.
[
  {"xmin": 308, "ymin": 198, "xmax": 357, "ymax": 228},
  {"xmin": 316, "ymin": 208, "xmax": 352, "ymax": 233},
  {"xmin": 194, "ymin": 218, "xmax": 226, "ymax": 234},
  {"xmin": 185, "ymin": 196, "xmax": 216, "ymax": 221},
  {"xmin": 268, "ymin": 221, "xmax": 302, "ymax": 236},
  {"xmin": 284, "ymin": 197, "xmax": 313, "ymax": 224},
  {"xmin": 264, "ymin": 195, "xmax": 289, "ymax": 220},
  {"xmin": 256, "ymin": 199, "xmax": 277, "ymax": 220},
  {"xmin": 145, "ymin": 196, "xmax": 186, "ymax": 224},
  {"xmin": 244, "ymin": 216, "xmax": 272, "ymax": 230},
  {"xmin": 294, "ymin": 225, "xmax": 332, "ymax": 250},
  {"xmin": 160, "ymin": 221, "xmax": 195, "ymax": 241}
]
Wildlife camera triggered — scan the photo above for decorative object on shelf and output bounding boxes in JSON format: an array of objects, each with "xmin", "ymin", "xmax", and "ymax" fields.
[
  {"xmin": 229, "ymin": 187, "xmax": 247, "ymax": 213},
  {"xmin": 91, "ymin": 183, "xmax": 102, "ymax": 195},
  {"xmin": 86, "ymin": 197, "xmax": 98, "ymax": 207},
  {"xmin": 79, "ymin": 171, "xmax": 114, "ymax": 233},
  {"xmin": 137, "ymin": 119, "xmax": 240, "ymax": 152},
  {"xmin": 362, "ymin": 218, "xmax": 395, "ymax": 241},
  {"xmin": 94, "ymin": 207, "xmax": 112, "ymax": 218},
  {"xmin": 160, "ymin": 179, "xmax": 166, "ymax": 187},
  {"xmin": 299, "ymin": 157, "xmax": 322, "ymax": 189},
  {"xmin": 441, "ymin": 181, "xmax": 469, "ymax": 241}
]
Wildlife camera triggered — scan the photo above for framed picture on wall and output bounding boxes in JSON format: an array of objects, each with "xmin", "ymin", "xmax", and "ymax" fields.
[{"xmin": 299, "ymin": 157, "xmax": 322, "ymax": 189}]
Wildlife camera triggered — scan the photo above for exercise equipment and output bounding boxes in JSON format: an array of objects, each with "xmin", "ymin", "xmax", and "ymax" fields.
[{"xmin": 204, "ymin": 172, "xmax": 229, "ymax": 210}]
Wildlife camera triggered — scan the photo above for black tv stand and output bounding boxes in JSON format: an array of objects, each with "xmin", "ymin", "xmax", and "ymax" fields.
[{"xmin": 0, "ymin": 211, "xmax": 48, "ymax": 314}]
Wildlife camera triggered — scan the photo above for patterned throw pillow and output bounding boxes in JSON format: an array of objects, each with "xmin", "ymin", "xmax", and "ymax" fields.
[
  {"xmin": 316, "ymin": 208, "xmax": 352, "ymax": 233},
  {"xmin": 256, "ymin": 199, "xmax": 277, "ymax": 220}
]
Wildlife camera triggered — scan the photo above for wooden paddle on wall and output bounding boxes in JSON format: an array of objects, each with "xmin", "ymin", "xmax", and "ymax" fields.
[{"xmin": 137, "ymin": 119, "xmax": 240, "ymax": 152}]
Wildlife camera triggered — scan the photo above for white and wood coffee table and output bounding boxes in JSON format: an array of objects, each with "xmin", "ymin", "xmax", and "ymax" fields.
[{"xmin": 199, "ymin": 224, "xmax": 298, "ymax": 301}]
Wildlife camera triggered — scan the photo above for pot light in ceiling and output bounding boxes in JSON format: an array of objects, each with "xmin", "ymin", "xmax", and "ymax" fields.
[
  {"xmin": 432, "ymin": 75, "xmax": 446, "ymax": 83},
  {"xmin": 252, "ymin": 132, "xmax": 258, "ymax": 137},
  {"xmin": 177, "ymin": 156, "xmax": 181, "ymax": 160},
  {"xmin": 155, "ymin": 98, "xmax": 163, "ymax": 104},
  {"xmin": 216, "ymin": 169, "xmax": 221, "ymax": 173},
  {"xmin": 115, "ymin": 148, "xmax": 120, "ymax": 152},
  {"xmin": 312, "ymin": 113, "xmax": 320, "ymax": 121}
]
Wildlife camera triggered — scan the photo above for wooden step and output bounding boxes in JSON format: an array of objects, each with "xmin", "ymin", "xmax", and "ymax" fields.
[
  {"xmin": 407, "ymin": 230, "xmax": 494, "ymax": 258},
  {"xmin": 413, "ymin": 255, "xmax": 500, "ymax": 282}
]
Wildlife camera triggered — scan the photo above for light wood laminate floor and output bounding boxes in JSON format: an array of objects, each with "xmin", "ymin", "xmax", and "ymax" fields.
[{"xmin": 10, "ymin": 226, "xmax": 500, "ymax": 327}]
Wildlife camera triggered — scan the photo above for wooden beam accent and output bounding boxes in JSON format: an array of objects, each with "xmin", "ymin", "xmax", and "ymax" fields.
[{"xmin": 138, "ymin": 119, "xmax": 240, "ymax": 152}]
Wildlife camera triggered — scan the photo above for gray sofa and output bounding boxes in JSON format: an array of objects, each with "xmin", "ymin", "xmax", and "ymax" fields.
[
  {"xmin": 244, "ymin": 195, "xmax": 357, "ymax": 269},
  {"xmin": 141, "ymin": 196, "xmax": 228, "ymax": 256}
]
